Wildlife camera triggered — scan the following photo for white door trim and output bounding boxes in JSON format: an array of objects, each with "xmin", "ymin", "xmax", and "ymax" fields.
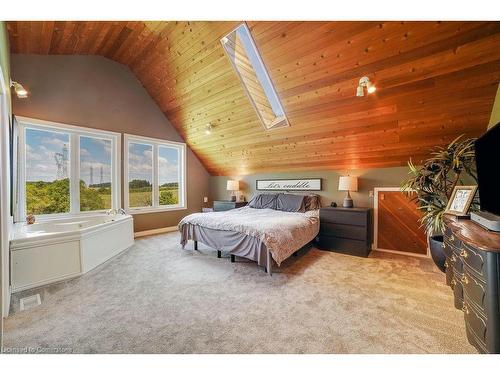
[
  {"xmin": 0, "ymin": 65, "xmax": 11, "ymax": 318},
  {"xmin": 373, "ymin": 187, "xmax": 430, "ymax": 258}
]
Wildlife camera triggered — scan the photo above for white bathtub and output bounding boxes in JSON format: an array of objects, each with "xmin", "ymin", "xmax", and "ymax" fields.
[{"xmin": 10, "ymin": 214, "xmax": 134, "ymax": 292}]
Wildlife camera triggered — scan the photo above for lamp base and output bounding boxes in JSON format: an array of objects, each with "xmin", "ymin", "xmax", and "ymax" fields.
[{"xmin": 343, "ymin": 196, "xmax": 353, "ymax": 208}]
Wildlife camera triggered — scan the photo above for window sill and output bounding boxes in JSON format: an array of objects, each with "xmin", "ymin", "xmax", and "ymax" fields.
[
  {"xmin": 15, "ymin": 210, "xmax": 112, "ymax": 223},
  {"xmin": 126, "ymin": 205, "xmax": 187, "ymax": 215}
]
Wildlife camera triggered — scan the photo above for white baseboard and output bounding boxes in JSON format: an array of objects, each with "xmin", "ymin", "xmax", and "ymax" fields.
[{"xmin": 134, "ymin": 226, "xmax": 178, "ymax": 238}]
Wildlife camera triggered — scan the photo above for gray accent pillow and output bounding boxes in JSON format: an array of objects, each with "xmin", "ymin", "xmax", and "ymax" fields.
[
  {"xmin": 248, "ymin": 193, "xmax": 278, "ymax": 209},
  {"xmin": 276, "ymin": 193, "xmax": 306, "ymax": 212}
]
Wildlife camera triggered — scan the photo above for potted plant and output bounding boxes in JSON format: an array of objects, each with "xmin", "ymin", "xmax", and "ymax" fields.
[{"xmin": 401, "ymin": 136, "xmax": 479, "ymax": 272}]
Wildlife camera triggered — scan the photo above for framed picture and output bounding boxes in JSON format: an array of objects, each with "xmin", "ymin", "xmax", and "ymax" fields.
[
  {"xmin": 444, "ymin": 185, "xmax": 478, "ymax": 216},
  {"xmin": 256, "ymin": 178, "xmax": 322, "ymax": 191}
]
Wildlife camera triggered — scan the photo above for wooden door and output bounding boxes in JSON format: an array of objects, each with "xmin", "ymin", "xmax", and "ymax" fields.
[{"xmin": 376, "ymin": 190, "xmax": 428, "ymax": 255}]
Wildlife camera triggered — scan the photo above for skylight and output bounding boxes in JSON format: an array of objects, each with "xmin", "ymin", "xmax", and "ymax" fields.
[{"xmin": 221, "ymin": 23, "xmax": 289, "ymax": 131}]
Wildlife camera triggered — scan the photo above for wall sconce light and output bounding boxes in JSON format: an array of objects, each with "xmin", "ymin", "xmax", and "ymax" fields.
[
  {"xmin": 10, "ymin": 80, "xmax": 28, "ymax": 98},
  {"xmin": 205, "ymin": 123, "xmax": 213, "ymax": 135},
  {"xmin": 356, "ymin": 76, "xmax": 376, "ymax": 97}
]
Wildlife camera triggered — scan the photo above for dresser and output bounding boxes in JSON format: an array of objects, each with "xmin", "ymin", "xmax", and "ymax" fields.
[
  {"xmin": 316, "ymin": 207, "xmax": 371, "ymax": 257},
  {"xmin": 213, "ymin": 200, "xmax": 247, "ymax": 212},
  {"xmin": 443, "ymin": 215, "xmax": 500, "ymax": 353}
]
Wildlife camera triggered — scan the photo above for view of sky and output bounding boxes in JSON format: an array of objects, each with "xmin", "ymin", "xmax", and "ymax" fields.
[
  {"xmin": 159, "ymin": 146, "xmax": 179, "ymax": 185},
  {"xmin": 80, "ymin": 136, "xmax": 112, "ymax": 186},
  {"xmin": 128, "ymin": 142, "xmax": 180, "ymax": 184},
  {"xmin": 128, "ymin": 143, "xmax": 153, "ymax": 183},
  {"xmin": 25, "ymin": 129, "xmax": 113, "ymax": 185},
  {"xmin": 26, "ymin": 129, "xmax": 180, "ymax": 185},
  {"xmin": 26, "ymin": 128, "xmax": 70, "ymax": 182}
]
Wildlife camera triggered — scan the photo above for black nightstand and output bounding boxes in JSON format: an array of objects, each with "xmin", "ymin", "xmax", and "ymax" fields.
[
  {"xmin": 316, "ymin": 207, "xmax": 371, "ymax": 257},
  {"xmin": 213, "ymin": 200, "xmax": 247, "ymax": 212}
]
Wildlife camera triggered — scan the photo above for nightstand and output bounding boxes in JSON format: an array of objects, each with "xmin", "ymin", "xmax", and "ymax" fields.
[
  {"xmin": 316, "ymin": 207, "xmax": 371, "ymax": 257},
  {"xmin": 213, "ymin": 200, "xmax": 247, "ymax": 212}
]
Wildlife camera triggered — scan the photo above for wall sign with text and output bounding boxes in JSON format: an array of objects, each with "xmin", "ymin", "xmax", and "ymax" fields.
[{"xmin": 256, "ymin": 179, "xmax": 322, "ymax": 191}]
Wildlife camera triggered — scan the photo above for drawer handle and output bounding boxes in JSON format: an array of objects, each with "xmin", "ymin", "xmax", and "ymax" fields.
[
  {"xmin": 461, "ymin": 275, "xmax": 469, "ymax": 285},
  {"xmin": 462, "ymin": 305, "xmax": 469, "ymax": 315},
  {"xmin": 460, "ymin": 249, "xmax": 468, "ymax": 259},
  {"xmin": 450, "ymin": 234, "xmax": 455, "ymax": 241}
]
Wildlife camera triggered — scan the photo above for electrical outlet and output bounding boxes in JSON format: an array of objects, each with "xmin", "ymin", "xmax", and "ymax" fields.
[
  {"xmin": 203, "ymin": 197, "xmax": 208, "ymax": 203},
  {"xmin": 369, "ymin": 190, "xmax": 374, "ymax": 198}
]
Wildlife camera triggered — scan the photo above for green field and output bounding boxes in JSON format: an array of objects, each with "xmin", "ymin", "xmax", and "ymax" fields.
[
  {"xmin": 25, "ymin": 179, "xmax": 178, "ymax": 215},
  {"xmin": 128, "ymin": 187, "xmax": 178, "ymax": 207}
]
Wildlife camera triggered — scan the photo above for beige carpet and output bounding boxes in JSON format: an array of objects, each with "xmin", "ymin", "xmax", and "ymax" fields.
[{"xmin": 3, "ymin": 231, "xmax": 476, "ymax": 354}]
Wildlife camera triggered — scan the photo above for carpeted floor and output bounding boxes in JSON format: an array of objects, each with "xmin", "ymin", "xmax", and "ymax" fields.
[{"xmin": 3, "ymin": 231, "xmax": 476, "ymax": 354}]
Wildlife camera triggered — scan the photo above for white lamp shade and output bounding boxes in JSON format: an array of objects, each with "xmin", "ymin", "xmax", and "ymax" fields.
[
  {"xmin": 226, "ymin": 180, "xmax": 240, "ymax": 191},
  {"xmin": 338, "ymin": 176, "xmax": 358, "ymax": 192}
]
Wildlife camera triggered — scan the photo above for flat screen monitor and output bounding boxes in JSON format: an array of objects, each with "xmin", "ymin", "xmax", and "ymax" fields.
[{"xmin": 474, "ymin": 122, "xmax": 500, "ymax": 216}]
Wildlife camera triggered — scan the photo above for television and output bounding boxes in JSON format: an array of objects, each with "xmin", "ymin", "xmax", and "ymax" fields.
[{"xmin": 471, "ymin": 122, "xmax": 500, "ymax": 231}]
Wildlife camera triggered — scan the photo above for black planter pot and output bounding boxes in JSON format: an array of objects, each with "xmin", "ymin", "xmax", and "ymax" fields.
[{"xmin": 429, "ymin": 235, "xmax": 446, "ymax": 273}]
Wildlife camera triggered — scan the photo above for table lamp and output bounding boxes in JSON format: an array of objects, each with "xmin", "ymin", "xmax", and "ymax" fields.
[
  {"xmin": 227, "ymin": 180, "xmax": 240, "ymax": 202},
  {"xmin": 338, "ymin": 176, "xmax": 358, "ymax": 208}
]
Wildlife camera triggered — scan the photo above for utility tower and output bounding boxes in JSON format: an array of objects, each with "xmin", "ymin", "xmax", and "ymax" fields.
[{"xmin": 54, "ymin": 143, "xmax": 68, "ymax": 180}]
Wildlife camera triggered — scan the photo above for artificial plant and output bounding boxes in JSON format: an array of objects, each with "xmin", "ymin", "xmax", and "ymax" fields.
[{"xmin": 401, "ymin": 135, "xmax": 479, "ymax": 236}]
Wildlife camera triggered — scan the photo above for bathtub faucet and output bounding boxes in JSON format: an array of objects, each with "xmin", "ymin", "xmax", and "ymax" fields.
[{"xmin": 106, "ymin": 208, "xmax": 126, "ymax": 215}]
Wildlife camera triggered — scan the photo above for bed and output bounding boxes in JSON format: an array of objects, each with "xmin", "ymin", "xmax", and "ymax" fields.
[{"xmin": 179, "ymin": 193, "xmax": 320, "ymax": 275}]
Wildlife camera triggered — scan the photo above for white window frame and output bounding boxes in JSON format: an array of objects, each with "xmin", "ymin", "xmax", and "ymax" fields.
[
  {"xmin": 124, "ymin": 133, "xmax": 187, "ymax": 214},
  {"xmin": 15, "ymin": 116, "xmax": 121, "ymax": 222},
  {"xmin": 221, "ymin": 23, "xmax": 290, "ymax": 131}
]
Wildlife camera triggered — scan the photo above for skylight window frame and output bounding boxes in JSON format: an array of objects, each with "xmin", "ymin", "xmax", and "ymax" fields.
[{"xmin": 221, "ymin": 23, "xmax": 290, "ymax": 131}]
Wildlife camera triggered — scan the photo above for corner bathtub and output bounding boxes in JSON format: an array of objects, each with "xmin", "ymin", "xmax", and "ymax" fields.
[{"xmin": 10, "ymin": 214, "xmax": 134, "ymax": 292}]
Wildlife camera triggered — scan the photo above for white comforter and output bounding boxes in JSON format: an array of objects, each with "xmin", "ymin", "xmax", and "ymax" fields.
[{"xmin": 178, "ymin": 206, "xmax": 320, "ymax": 265}]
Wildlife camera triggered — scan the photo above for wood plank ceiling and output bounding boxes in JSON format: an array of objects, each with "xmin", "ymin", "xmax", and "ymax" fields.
[{"xmin": 7, "ymin": 21, "xmax": 500, "ymax": 175}]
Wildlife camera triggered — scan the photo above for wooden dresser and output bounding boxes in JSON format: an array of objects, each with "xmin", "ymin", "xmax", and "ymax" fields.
[
  {"xmin": 443, "ymin": 215, "xmax": 500, "ymax": 353},
  {"xmin": 213, "ymin": 200, "xmax": 247, "ymax": 212},
  {"xmin": 316, "ymin": 207, "xmax": 371, "ymax": 257}
]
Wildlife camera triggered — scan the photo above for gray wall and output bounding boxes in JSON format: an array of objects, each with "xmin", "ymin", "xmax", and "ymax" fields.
[
  {"xmin": 210, "ymin": 166, "xmax": 411, "ymax": 209},
  {"xmin": 11, "ymin": 54, "xmax": 210, "ymax": 232}
]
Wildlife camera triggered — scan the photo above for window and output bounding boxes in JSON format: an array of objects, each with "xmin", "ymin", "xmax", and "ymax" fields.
[
  {"xmin": 79, "ymin": 136, "xmax": 113, "ymax": 211},
  {"xmin": 128, "ymin": 142, "xmax": 153, "ymax": 208},
  {"xmin": 124, "ymin": 134, "xmax": 186, "ymax": 213},
  {"xmin": 221, "ymin": 23, "xmax": 289, "ymax": 131},
  {"xmin": 17, "ymin": 117, "xmax": 120, "ymax": 219},
  {"xmin": 25, "ymin": 128, "xmax": 70, "ymax": 215}
]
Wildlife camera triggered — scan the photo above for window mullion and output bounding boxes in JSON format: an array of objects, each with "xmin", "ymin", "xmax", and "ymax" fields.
[
  {"xmin": 18, "ymin": 126, "xmax": 26, "ymax": 220},
  {"xmin": 153, "ymin": 143, "xmax": 159, "ymax": 207},
  {"xmin": 70, "ymin": 133, "xmax": 80, "ymax": 214},
  {"xmin": 113, "ymin": 138, "xmax": 119, "ymax": 210}
]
